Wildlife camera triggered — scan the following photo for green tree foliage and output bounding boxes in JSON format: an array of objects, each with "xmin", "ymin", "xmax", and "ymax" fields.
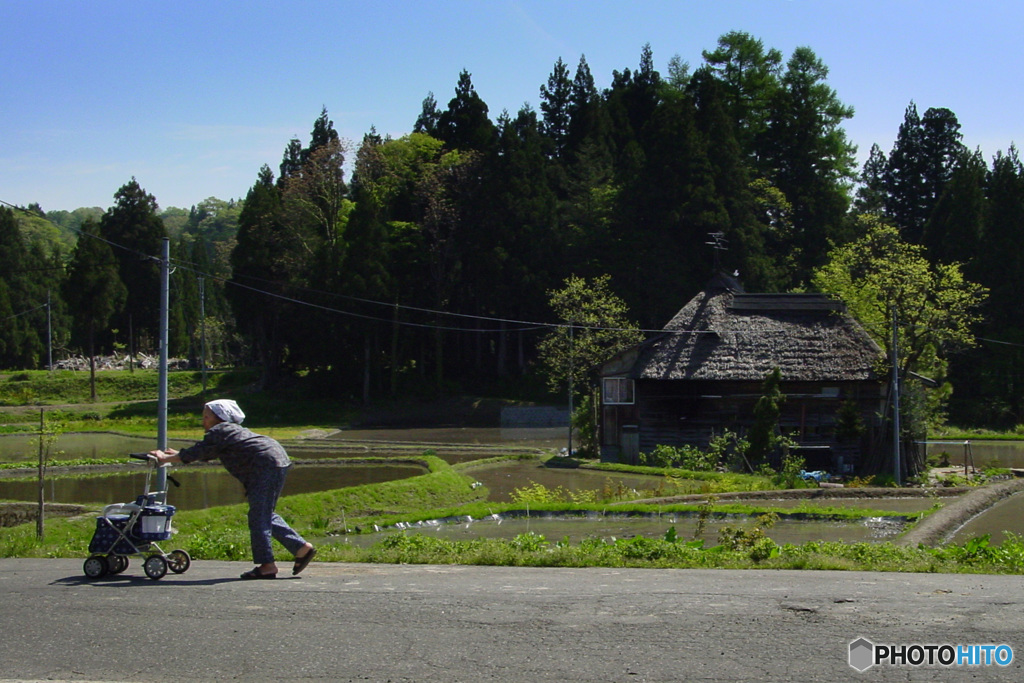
[
  {"xmin": 537, "ymin": 274, "xmax": 642, "ymax": 396},
  {"xmin": 0, "ymin": 207, "xmax": 72, "ymax": 369},
  {"xmin": 10, "ymin": 33, "xmax": 1023, "ymax": 436},
  {"xmin": 760, "ymin": 46, "xmax": 857, "ymax": 280},
  {"xmin": 45, "ymin": 206, "xmax": 103, "ymax": 237},
  {"xmin": 539, "ymin": 57, "xmax": 573, "ymax": 159},
  {"xmin": 883, "ymin": 103, "xmax": 965, "ymax": 244},
  {"xmin": 854, "ymin": 143, "xmax": 888, "ymax": 215},
  {"xmin": 747, "ymin": 368, "xmax": 785, "ymax": 465},
  {"xmin": 436, "ymin": 70, "xmax": 496, "ymax": 153},
  {"xmin": 475, "ymin": 107, "xmax": 562, "ymax": 377},
  {"xmin": 63, "ymin": 219, "xmax": 127, "ymax": 397},
  {"xmin": 701, "ymin": 31, "xmax": 782, "ymax": 157},
  {"xmin": 949, "ymin": 146, "xmax": 1024, "ymax": 425},
  {"xmin": 616, "ymin": 88, "xmax": 727, "ymax": 325},
  {"xmin": 811, "ymin": 216, "xmax": 987, "ymax": 417},
  {"xmin": 228, "ymin": 165, "xmax": 289, "ymax": 385},
  {"xmin": 99, "ymin": 178, "xmax": 167, "ymax": 352},
  {"xmin": 413, "ymin": 92, "xmax": 441, "ymax": 136},
  {"xmin": 565, "ymin": 55, "xmax": 610, "ymax": 161},
  {"xmin": 924, "ymin": 148, "xmax": 987, "ymax": 266},
  {"xmin": 0, "ymin": 208, "xmax": 44, "ymax": 368}
]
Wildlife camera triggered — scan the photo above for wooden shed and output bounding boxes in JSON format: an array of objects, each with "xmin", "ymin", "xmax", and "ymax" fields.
[{"xmin": 598, "ymin": 273, "xmax": 888, "ymax": 473}]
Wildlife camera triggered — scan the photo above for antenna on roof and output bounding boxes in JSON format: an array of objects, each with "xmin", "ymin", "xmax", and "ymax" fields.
[{"xmin": 705, "ymin": 231, "xmax": 728, "ymax": 273}]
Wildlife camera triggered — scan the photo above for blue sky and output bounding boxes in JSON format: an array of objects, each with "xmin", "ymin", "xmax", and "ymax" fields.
[{"xmin": 4, "ymin": 1, "xmax": 1022, "ymax": 212}]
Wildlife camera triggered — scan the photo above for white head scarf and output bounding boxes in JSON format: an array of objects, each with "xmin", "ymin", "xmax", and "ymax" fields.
[{"xmin": 205, "ymin": 399, "xmax": 245, "ymax": 424}]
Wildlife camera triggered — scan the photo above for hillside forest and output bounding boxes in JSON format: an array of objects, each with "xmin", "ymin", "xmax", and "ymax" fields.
[{"xmin": 2, "ymin": 33, "xmax": 1022, "ymax": 428}]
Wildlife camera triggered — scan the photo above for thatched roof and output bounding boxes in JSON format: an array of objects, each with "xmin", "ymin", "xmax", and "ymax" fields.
[{"xmin": 603, "ymin": 273, "xmax": 885, "ymax": 382}]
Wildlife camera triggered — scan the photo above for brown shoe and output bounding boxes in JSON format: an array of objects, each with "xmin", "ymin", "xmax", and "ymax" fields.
[
  {"xmin": 292, "ymin": 546, "xmax": 316, "ymax": 575},
  {"xmin": 240, "ymin": 567, "xmax": 277, "ymax": 580}
]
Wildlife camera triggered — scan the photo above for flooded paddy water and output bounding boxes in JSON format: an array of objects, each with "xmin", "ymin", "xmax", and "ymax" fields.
[
  {"xmin": 0, "ymin": 462, "xmax": 425, "ymax": 510},
  {"xmin": 342, "ymin": 512, "xmax": 910, "ymax": 548},
  {"xmin": 3, "ymin": 430, "xmax": 1024, "ymax": 544}
]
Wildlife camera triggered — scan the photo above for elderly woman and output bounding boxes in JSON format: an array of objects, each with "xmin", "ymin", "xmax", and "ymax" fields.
[{"xmin": 150, "ymin": 399, "xmax": 315, "ymax": 579}]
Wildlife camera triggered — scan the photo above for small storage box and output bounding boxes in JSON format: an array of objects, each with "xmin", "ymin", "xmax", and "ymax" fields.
[
  {"xmin": 135, "ymin": 505, "xmax": 175, "ymax": 541},
  {"xmin": 89, "ymin": 515, "xmax": 142, "ymax": 555}
]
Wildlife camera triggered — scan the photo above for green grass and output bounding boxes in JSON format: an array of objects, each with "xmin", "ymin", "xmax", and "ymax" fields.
[
  {"xmin": 2, "ymin": 370, "xmax": 1022, "ymax": 573},
  {"xmin": 0, "ymin": 367, "xmax": 357, "ymax": 439},
  {"xmin": 929, "ymin": 425, "xmax": 1024, "ymax": 442},
  {"xmin": 0, "ymin": 368, "xmax": 254, "ymax": 406},
  {"xmin": 3, "ymin": 453, "xmax": 1019, "ymax": 574}
]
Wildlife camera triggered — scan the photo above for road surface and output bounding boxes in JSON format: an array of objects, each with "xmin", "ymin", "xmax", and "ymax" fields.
[{"xmin": 0, "ymin": 558, "xmax": 1021, "ymax": 682}]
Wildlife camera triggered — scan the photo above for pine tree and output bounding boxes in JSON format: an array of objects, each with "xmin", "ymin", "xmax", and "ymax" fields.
[
  {"xmin": 566, "ymin": 54, "xmax": 609, "ymax": 160},
  {"xmin": 882, "ymin": 103, "xmax": 964, "ymax": 244},
  {"xmin": 99, "ymin": 178, "xmax": 166, "ymax": 352},
  {"xmin": 413, "ymin": 92, "xmax": 441, "ymax": 135},
  {"xmin": 923, "ymin": 148, "xmax": 986, "ymax": 266},
  {"xmin": 539, "ymin": 57, "xmax": 573, "ymax": 159},
  {"xmin": 956, "ymin": 146, "xmax": 1024, "ymax": 424},
  {"xmin": 920, "ymin": 107, "xmax": 964, "ymax": 208},
  {"xmin": 855, "ymin": 143, "xmax": 888, "ymax": 215},
  {"xmin": 436, "ymin": 70, "xmax": 496, "ymax": 153},
  {"xmin": 63, "ymin": 219, "xmax": 127, "ymax": 397},
  {"xmin": 701, "ymin": 31, "xmax": 782, "ymax": 162},
  {"xmin": 228, "ymin": 166, "xmax": 288, "ymax": 385},
  {"xmin": 617, "ymin": 92, "xmax": 727, "ymax": 325},
  {"xmin": 0, "ymin": 208, "xmax": 46, "ymax": 367},
  {"xmin": 690, "ymin": 66, "xmax": 783, "ymax": 291},
  {"xmin": 760, "ymin": 46, "xmax": 856, "ymax": 279}
]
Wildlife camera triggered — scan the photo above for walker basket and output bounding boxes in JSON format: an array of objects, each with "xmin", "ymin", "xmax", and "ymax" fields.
[
  {"xmin": 135, "ymin": 504, "xmax": 176, "ymax": 541},
  {"xmin": 88, "ymin": 515, "xmax": 148, "ymax": 555}
]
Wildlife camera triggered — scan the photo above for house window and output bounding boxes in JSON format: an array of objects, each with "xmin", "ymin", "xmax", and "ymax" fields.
[{"xmin": 603, "ymin": 377, "xmax": 635, "ymax": 405}]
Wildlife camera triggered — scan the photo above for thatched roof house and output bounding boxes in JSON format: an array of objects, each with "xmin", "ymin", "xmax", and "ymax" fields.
[{"xmin": 598, "ymin": 273, "xmax": 887, "ymax": 471}]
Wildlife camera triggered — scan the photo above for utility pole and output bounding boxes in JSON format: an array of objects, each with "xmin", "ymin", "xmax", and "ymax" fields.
[
  {"xmin": 156, "ymin": 238, "xmax": 169, "ymax": 501},
  {"xmin": 891, "ymin": 305, "xmax": 902, "ymax": 486},
  {"xmin": 37, "ymin": 409, "xmax": 45, "ymax": 539},
  {"xmin": 199, "ymin": 276, "xmax": 207, "ymax": 398},
  {"xmin": 46, "ymin": 290, "xmax": 52, "ymax": 372},
  {"xmin": 567, "ymin": 323, "xmax": 574, "ymax": 457},
  {"xmin": 705, "ymin": 232, "xmax": 728, "ymax": 274}
]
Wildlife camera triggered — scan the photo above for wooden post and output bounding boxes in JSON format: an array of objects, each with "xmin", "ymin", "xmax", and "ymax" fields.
[{"xmin": 36, "ymin": 409, "xmax": 44, "ymax": 539}]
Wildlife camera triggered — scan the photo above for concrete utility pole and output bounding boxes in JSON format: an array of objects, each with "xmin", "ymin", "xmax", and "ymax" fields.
[
  {"xmin": 199, "ymin": 276, "xmax": 207, "ymax": 398},
  {"xmin": 46, "ymin": 290, "xmax": 52, "ymax": 372},
  {"xmin": 567, "ymin": 323, "xmax": 574, "ymax": 457},
  {"xmin": 891, "ymin": 306, "xmax": 901, "ymax": 486},
  {"xmin": 156, "ymin": 238, "xmax": 170, "ymax": 501}
]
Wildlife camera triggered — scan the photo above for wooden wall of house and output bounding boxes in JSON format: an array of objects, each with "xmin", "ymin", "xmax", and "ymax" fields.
[{"xmin": 602, "ymin": 378, "xmax": 885, "ymax": 472}]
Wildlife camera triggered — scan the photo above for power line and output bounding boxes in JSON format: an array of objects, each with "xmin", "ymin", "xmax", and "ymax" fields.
[
  {"xmin": 977, "ymin": 336, "xmax": 1024, "ymax": 349},
  {"xmin": 9, "ymin": 197, "xmax": 1024, "ymax": 346},
  {"xmin": 2, "ymin": 304, "xmax": 48, "ymax": 321}
]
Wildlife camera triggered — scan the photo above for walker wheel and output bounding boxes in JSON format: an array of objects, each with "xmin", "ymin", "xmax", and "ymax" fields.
[
  {"xmin": 167, "ymin": 549, "xmax": 191, "ymax": 574},
  {"xmin": 83, "ymin": 554, "xmax": 108, "ymax": 579},
  {"xmin": 107, "ymin": 555, "xmax": 129, "ymax": 575},
  {"xmin": 143, "ymin": 554, "xmax": 168, "ymax": 580}
]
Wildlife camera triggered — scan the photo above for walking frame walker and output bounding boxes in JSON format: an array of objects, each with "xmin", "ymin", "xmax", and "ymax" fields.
[{"xmin": 83, "ymin": 452, "xmax": 191, "ymax": 580}]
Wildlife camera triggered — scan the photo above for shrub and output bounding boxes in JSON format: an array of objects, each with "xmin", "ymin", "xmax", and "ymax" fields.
[{"xmin": 641, "ymin": 443, "xmax": 717, "ymax": 471}]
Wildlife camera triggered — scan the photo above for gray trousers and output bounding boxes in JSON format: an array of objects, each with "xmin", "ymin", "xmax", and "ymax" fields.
[{"xmin": 245, "ymin": 465, "xmax": 307, "ymax": 565}]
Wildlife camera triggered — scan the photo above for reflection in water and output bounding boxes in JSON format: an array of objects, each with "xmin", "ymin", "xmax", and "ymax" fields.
[
  {"xmin": 468, "ymin": 462, "xmax": 673, "ymax": 503},
  {"xmin": 948, "ymin": 491, "xmax": 1024, "ymax": 545},
  {"xmin": 328, "ymin": 426, "xmax": 566, "ymax": 449},
  {"xmin": 343, "ymin": 514, "xmax": 909, "ymax": 548},
  {"xmin": 926, "ymin": 441, "xmax": 1024, "ymax": 469},
  {"xmin": 8, "ymin": 430, "xmax": 1024, "ymax": 545},
  {"xmin": 0, "ymin": 464, "xmax": 424, "ymax": 510},
  {"xmin": 0, "ymin": 432, "xmax": 194, "ymax": 463}
]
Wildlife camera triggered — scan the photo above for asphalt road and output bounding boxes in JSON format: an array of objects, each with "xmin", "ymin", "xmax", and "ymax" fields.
[{"xmin": 0, "ymin": 558, "xmax": 1021, "ymax": 682}]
